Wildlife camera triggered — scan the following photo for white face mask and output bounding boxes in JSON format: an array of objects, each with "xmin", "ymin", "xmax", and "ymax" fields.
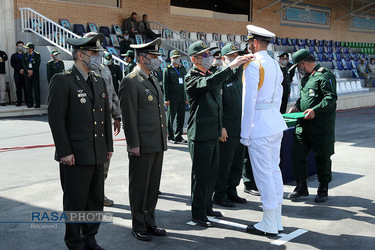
[
  {"xmin": 124, "ymin": 36, "xmax": 129, "ymax": 40},
  {"xmin": 171, "ymin": 58, "xmax": 181, "ymax": 65},
  {"xmin": 53, "ymin": 55, "xmax": 59, "ymax": 60},
  {"xmin": 280, "ymin": 59, "xmax": 288, "ymax": 66},
  {"xmin": 17, "ymin": 46, "xmax": 24, "ymax": 51},
  {"xmin": 144, "ymin": 56, "xmax": 160, "ymax": 71},
  {"xmin": 82, "ymin": 52, "xmax": 101, "ymax": 70},
  {"xmin": 201, "ymin": 55, "xmax": 213, "ymax": 69},
  {"xmin": 214, "ymin": 59, "xmax": 223, "ymax": 67}
]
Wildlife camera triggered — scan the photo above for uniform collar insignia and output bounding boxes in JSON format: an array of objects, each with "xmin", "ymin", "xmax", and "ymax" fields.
[
  {"xmin": 77, "ymin": 89, "xmax": 83, "ymax": 93},
  {"xmin": 76, "ymin": 75, "xmax": 80, "ymax": 80}
]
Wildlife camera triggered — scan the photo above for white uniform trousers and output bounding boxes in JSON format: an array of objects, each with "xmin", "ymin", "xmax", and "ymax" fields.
[{"xmin": 248, "ymin": 132, "xmax": 283, "ymax": 211}]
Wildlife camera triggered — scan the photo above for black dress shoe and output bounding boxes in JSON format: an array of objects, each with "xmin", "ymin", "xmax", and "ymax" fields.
[
  {"xmin": 213, "ymin": 198, "xmax": 235, "ymax": 207},
  {"xmin": 168, "ymin": 139, "xmax": 177, "ymax": 144},
  {"xmin": 16, "ymin": 103, "xmax": 21, "ymax": 106},
  {"xmin": 86, "ymin": 242, "xmax": 105, "ymax": 250},
  {"xmin": 34, "ymin": 105, "xmax": 40, "ymax": 108},
  {"xmin": 206, "ymin": 209, "xmax": 223, "ymax": 217},
  {"xmin": 228, "ymin": 195, "xmax": 247, "ymax": 204},
  {"xmin": 175, "ymin": 138, "xmax": 188, "ymax": 143},
  {"xmin": 246, "ymin": 225, "xmax": 277, "ymax": 236},
  {"xmin": 314, "ymin": 183, "xmax": 328, "ymax": 203},
  {"xmin": 147, "ymin": 226, "xmax": 167, "ymax": 236},
  {"xmin": 0, "ymin": 103, "xmax": 6, "ymax": 106},
  {"xmin": 192, "ymin": 217, "xmax": 213, "ymax": 227},
  {"xmin": 27, "ymin": 105, "xmax": 33, "ymax": 108},
  {"xmin": 288, "ymin": 179, "xmax": 309, "ymax": 199},
  {"xmin": 132, "ymin": 230, "xmax": 152, "ymax": 241},
  {"xmin": 244, "ymin": 188, "xmax": 260, "ymax": 196}
]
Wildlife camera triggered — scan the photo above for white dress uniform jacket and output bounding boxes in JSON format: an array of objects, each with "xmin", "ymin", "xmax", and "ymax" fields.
[{"xmin": 240, "ymin": 50, "xmax": 287, "ymax": 144}]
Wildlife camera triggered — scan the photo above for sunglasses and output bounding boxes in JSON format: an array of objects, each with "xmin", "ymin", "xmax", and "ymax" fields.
[{"xmin": 195, "ymin": 52, "xmax": 211, "ymax": 59}]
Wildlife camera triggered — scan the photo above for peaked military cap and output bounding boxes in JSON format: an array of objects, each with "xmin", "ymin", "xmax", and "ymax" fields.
[
  {"xmin": 278, "ymin": 52, "xmax": 289, "ymax": 59},
  {"xmin": 289, "ymin": 49, "xmax": 312, "ymax": 71},
  {"xmin": 212, "ymin": 50, "xmax": 221, "ymax": 58},
  {"xmin": 170, "ymin": 50, "xmax": 181, "ymax": 58},
  {"xmin": 130, "ymin": 38, "xmax": 162, "ymax": 55},
  {"xmin": 51, "ymin": 49, "xmax": 60, "ymax": 55},
  {"xmin": 66, "ymin": 33, "xmax": 105, "ymax": 51},
  {"xmin": 221, "ymin": 43, "xmax": 240, "ymax": 56},
  {"xmin": 104, "ymin": 52, "xmax": 112, "ymax": 61},
  {"xmin": 246, "ymin": 25, "xmax": 275, "ymax": 42},
  {"xmin": 121, "ymin": 50, "xmax": 134, "ymax": 57},
  {"xmin": 24, "ymin": 42, "xmax": 35, "ymax": 49},
  {"xmin": 188, "ymin": 40, "xmax": 217, "ymax": 56}
]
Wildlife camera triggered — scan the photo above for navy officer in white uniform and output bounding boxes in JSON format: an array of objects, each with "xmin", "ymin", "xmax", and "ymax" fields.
[{"xmin": 241, "ymin": 25, "xmax": 287, "ymax": 236}]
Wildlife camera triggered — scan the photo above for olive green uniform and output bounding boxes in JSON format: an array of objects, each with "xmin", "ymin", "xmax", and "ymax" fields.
[
  {"xmin": 213, "ymin": 66, "xmax": 246, "ymax": 201},
  {"xmin": 47, "ymin": 59, "xmax": 65, "ymax": 84},
  {"xmin": 22, "ymin": 51, "xmax": 41, "ymax": 107},
  {"xmin": 162, "ymin": 64, "xmax": 187, "ymax": 141},
  {"xmin": 107, "ymin": 63, "xmax": 123, "ymax": 94},
  {"xmin": 185, "ymin": 65, "xmax": 235, "ymax": 219},
  {"xmin": 124, "ymin": 61, "xmax": 136, "ymax": 76},
  {"xmin": 292, "ymin": 64, "xmax": 337, "ymax": 183},
  {"xmin": 48, "ymin": 65, "xmax": 113, "ymax": 249},
  {"xmin": 118, "ymin": 66, "xmax": 167, "ymax": 232}
]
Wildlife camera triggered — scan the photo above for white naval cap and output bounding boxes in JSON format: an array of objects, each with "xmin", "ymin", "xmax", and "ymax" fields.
[{"xmin": 246, "ymin": 25, "xmax": 275, "ymax": 42}]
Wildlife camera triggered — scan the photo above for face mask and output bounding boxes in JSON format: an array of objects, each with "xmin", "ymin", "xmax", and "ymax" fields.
[
  {"xmin": 201, "ymin": 55, "xmax": 213, "ymax": 69},
  {"xmin": 171, "ymin": 58, "xmax": 181, "ymax": 65},
  {"xmin": 144, "ymin": 56, "xmax": 160, "ymax": 71},
  {"xmin": 17, "ymin": 46, "xmax": 23, "ymax": 51},
  {"xmin": 82, "ymin": 52, "xmax": 101, "ymax": 70},
  {"xmin": 124, "ymin": 36, "xmax": 129, "ymax": 40},
  {"xmin": 214, "ymin": 59, "xmax": 223, "ymax": 67},
  {"xmin": 280, "ymin": 60, "xmax": 288, "ymax": 66},
  {"xmin": 53, "ymin": 55, "xmax": 59, "ymax": 60}
]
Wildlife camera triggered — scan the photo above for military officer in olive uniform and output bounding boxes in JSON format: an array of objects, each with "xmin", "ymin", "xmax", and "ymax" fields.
[
  {"xmin": 104, "ymin": 52, "xmax": 123, "ymax": 94},
  {"xmin": 213, "ymin": 44, "xmax": 247, "ymax": 207},
  {"xmin": 288, "ymin": 49, "xmax": 337, "ymax": 203},
  {"xmin": 22, "ymin": 42, "xmax": 41, "ymax": 108},
  {"xmin": 162, "ymin": 50, "xmax": 187, "ymax": 144},
  {"xmin": 118, "ymin": 38, "xmax": 168, "ymax": 241},
  {"xmin": 48, "ymin": 34, "xmax": 113, "ymax": 250},
  {"xmin": 122, "ymin": 50, "xmax": 136, "ymax": 76},
  {"xmin": 185, "ymin": 41, "xmax": 251, "ymax": 227},
  {"xmin": 47, "ymin": 49, "xmax": 65, "ymax": 84}
]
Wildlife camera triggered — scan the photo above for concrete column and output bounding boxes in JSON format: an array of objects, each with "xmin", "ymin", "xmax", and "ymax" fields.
[{"xmin": 0, "ymin": 0, "xmax": 17, "ymax": 102}]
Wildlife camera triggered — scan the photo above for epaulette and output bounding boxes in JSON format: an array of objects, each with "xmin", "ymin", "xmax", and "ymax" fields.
[
  {"xmin": 48, "ymin": 59, "xmax": 53, "ymax": 63},
  {"xmin": 63, "ymin": 70, "xmax": 72, "ymax": 74},
  {"xmin": 35, "ymin": 52, "xmax": 40, "ymax": 54},
  {"xmin": 128, "ymin": 72, "xmax": 136, "ymax": 79},
  {"xmin": 317, "ymin": 67, "xmax": 326, "ymax": 73},
  {"xmin": 92, "ymin": 71, "xmax": 101, "ymax": 77}
]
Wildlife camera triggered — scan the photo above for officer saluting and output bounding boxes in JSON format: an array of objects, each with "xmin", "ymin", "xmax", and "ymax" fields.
[
  {"xmin": 241, "ymin": 25, "xmax": 287, "ymax": 236},
  {"xmin": 48, "ymin": 33, "xmax": 113, "ymax": 250},
  {"xmin": 118, "ymin": 38, "xmax": 167, "ymax": 241}
]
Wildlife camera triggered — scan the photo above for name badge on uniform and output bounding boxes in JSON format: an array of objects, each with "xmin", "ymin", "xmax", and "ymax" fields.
[
  {"xmin": 178, "ymin": 78, "xmax": 183, "ymax": 84},
  {"xmin": 227, "ymin": 83, "xmax": 233, "ymax": 87},
  {"xmin": 29, "ymin": 63, "xmax": 32, "ymax": 69},
  {"xmin": 78, "ymin": 93, "xmax": 87, "ymax": 97},
  {"xmin": 308, "ymin": 88, "xmax": 315, "ymax": 96}
]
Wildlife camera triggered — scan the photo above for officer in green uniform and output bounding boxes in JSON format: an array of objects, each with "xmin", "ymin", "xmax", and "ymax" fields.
[
  {"xmin": 162, "ymin": 49, "xmax": 187, "ymax": 144},
  {"xmin": 287, "ymin": 49, "xmax": 337, "ymax": 203},
  {"xmin": 118, "ymin": 38, "xmax": 168, "ymax": 241},
  {"xmin": 48, "ymin": 34, "xmax": 113, "ymax": 250},
  {"xmin": 122, "ymin": 50, "xmax": 136, "ymax": 76},
  {"xmin": 22, "ymin": 42, "xmax": 41, "ymax": 108},
  {"xmin": 185, "ymin": 40, "xmax": 251, "ymax": 227},
  {"xmin": 104, "ymin": 52, "xmax": 123, "ymax": 94},
  {"xmin": 278, "ymin": 53, "xmax": 291, "ymax": 114},
  {"xmin": 119, "ymin": 30, "xmax": 132, "ymax": 55},
  {"xmin": 213, "ymin": 44, "xmax": 247, "ymax": 207},
  {"xmin": 46, "ymin": 49, "xmax": 65, "ymax": 84}
]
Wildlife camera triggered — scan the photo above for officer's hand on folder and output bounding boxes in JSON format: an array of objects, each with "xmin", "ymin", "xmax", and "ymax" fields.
[
  {"xmin": 288, "ymin": 106, "xmax": 299, "ymax": 113},
  {"xmin": 303, "ymin": 109, "xmax": 315, "ymax": 119}
]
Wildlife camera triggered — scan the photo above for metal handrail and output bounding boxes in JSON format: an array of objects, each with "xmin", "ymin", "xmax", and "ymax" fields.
[
  {"xmin": 19, "ymin": 8, "xmax": 126, "ymax": 68},
  {"xmin": 148, "ymin": 21, "xmax": 194, "ymax": 55}
]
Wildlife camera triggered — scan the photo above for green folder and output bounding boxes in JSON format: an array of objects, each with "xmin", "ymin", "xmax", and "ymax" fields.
[{"xmin": 282, "ymin": 112, "xmax": 306, "ymax": 119}]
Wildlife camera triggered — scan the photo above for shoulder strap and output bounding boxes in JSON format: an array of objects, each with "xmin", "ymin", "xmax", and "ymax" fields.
[{"xmin": 242, "ymin": 59, "xmax": 265, "ymax": 90}]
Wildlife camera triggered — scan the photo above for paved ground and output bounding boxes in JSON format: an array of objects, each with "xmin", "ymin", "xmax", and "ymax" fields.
[{"xmin": 0, "ymin": 106, "xmax": 375, "ymax": 249}]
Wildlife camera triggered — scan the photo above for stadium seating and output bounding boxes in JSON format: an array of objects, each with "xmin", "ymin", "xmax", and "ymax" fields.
[{"xmin": 73, "ymin": 24, "xmax": 85, "ymax": 36}]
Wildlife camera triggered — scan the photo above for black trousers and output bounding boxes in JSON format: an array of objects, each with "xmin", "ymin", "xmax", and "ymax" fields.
[
  {"xmin": 129, "ymin": 151, "xmax": 163, "ymax": 232},
  {"xmin": 280, "ymin": 94, "xmax": 289, "ymax": 114},
  {"xmin": 25, "ymin": 74, "xmax": 40, "ymax": 106},
  {"xmin": 59, "ymin": 163, "xmax": 104, "ymax": 249},
  {"xmin": 189, "ymin": 139, "xmax": 219, "ymax": 219},
  {"xmin": 14, "ymin": 73, "xmax": 27, "ymax": 104},
  {"xmin": 167, "ymin": 102, "xmax": 185, "ymax": 141}
]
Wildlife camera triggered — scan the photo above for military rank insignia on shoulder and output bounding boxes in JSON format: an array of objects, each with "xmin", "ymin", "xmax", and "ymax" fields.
[
  {"xmin": 317, "ymin": 67, "xmax": 326, "ymax": 73},
  {"xmin": 35, "ymin": 52, "xmax": 40, "ymax": 54},
  {"xmin": 128, "ymin": 72, "xmax": 136, "ymax": 79},
  {"xmin": 93, "ymin": 72, "xmax": 101, "ymax": 77},
  {"xmin": 64, "ymin": 70, "xmax": 72, "ymax": 74}
]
